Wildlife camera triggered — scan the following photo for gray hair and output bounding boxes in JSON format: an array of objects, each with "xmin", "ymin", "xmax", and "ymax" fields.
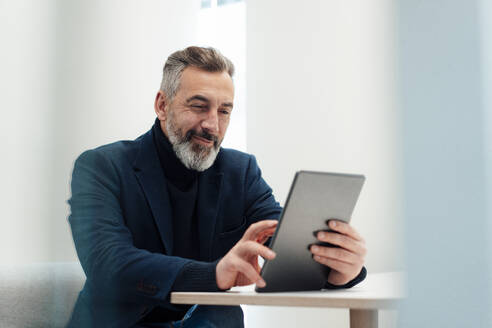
[{"xmin": 160, "ymin": 46, "xmax": 235, "ymax": 102}]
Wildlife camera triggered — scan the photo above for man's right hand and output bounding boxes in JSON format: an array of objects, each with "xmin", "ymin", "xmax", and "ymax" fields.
[{"xmin": 216, "ymin": 220, "xmax": 278, "ymax": 290}]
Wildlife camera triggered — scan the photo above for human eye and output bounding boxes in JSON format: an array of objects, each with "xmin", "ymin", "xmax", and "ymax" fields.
[
  {"xmin": 190, "ymin": 103, "xmax": 207, "ymax": 111},
  {"xmin": 219, "ymin": 105, "xmax": 232, "ymax": 115}
]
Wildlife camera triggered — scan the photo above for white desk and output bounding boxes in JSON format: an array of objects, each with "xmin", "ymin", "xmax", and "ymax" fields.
[{"xmin": 171, "ymin": 271, "xmax": 405, "ymax": 328}]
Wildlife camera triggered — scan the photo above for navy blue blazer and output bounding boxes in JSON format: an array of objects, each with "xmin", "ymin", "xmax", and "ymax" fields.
[{"xmin": 67, "ymin": 128, "xmax": 282, "ymax": 327}]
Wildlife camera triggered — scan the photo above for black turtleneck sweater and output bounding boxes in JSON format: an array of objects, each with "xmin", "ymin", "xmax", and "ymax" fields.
[
  {"xmin": 153, "ymin": 119, "xmax": 200, "ymax": 261},
  {"xmin": 142, "ymin": 120, "xmax": 221, "ymax": 323}
]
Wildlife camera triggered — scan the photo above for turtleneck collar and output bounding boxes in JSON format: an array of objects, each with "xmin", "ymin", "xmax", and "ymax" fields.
[{"xmin": 152, "ymin": 118, "xmax": 198, "ymax": 191}]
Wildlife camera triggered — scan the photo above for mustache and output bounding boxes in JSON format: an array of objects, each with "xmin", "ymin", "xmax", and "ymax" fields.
[{"xmin": 186, "ymin": 129, "xmax": 219, "ymax": 146}]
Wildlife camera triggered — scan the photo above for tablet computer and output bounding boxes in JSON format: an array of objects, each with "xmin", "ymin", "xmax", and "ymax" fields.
[{"xmin": 256, "ymin": 171, "xmax": 365, "ymax": 292}]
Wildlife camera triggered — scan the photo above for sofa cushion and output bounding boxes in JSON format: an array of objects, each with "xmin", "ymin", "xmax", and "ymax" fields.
[{"xmin": 0, "ymin": 262, "xmax": 85, "ymax": 328}]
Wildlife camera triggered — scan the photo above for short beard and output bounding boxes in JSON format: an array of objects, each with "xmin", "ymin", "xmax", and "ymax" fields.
[{"xmin": 165, "ymin": 113, "xmax": 221, "ymax": 172}]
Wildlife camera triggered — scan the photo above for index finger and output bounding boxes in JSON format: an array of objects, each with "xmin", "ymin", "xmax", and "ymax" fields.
[
  {"xmin": 327, "ymin": 219, "xmax": 364, "ymax": 242},
  {"xmin": 242, "ymin": 220, "xmax": 278, "ymax": 241},
  {"xmin": 256, "ymin": 227, "xmax": 277, "ymax": 244},
  {"xmin": 237, "ymin": 240, "xmax": 276, "ymax": 260}
]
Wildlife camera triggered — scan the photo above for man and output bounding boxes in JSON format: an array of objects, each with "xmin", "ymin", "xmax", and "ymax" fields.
[{"xmin": 67, "ymin": 46, "xmax": 367, "ymax": 328}]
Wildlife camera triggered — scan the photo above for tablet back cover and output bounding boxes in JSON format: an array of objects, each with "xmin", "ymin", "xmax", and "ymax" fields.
[{"xmin": 256, "ymin": 171, "xmax": 365, "ymax": 292}]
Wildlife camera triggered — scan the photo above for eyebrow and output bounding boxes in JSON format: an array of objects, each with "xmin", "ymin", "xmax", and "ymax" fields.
[
  {"xmin": 186, "ymin": 95, "xmax": 233, "ymax": 108},
  {"xmin": 186, "ymin": 95, "xmax": 209, "ymax": 103}
]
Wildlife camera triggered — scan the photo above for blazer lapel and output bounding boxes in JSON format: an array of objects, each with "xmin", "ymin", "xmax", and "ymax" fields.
[
  {"xmin": 197, "ymin": 169, "xmax": 223, "ymax": 261},
  {"xmin": 133, "ymin": 130, "xmax": 174, "ymax": 255}
]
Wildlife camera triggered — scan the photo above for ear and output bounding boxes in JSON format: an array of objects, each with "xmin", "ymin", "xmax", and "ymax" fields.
[{"xmin": 154, "ymin": 90, "xmax": 169, "ymax": 121}]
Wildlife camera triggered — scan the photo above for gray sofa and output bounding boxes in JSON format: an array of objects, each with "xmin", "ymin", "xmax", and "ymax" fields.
[{"xmin": 0, "ymin": 262, "xmax": 85, "ymax": 328}]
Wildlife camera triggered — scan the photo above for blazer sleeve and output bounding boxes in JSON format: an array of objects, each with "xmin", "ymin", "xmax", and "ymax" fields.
[
  {"xmin": 68, "ymin": 149, "xmax": 191, "ymax": 308},
  {"xmin": 243, "ymin": 154, "xmax": 283, "ymax": 224},
  {"xmin": 324, "ymin": 266, "xmax": 367, "ymax": 289}
]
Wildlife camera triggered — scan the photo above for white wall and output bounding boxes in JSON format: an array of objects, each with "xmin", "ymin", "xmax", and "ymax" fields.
[
  {"xmin": 0, "ymin": 0, "xmax": 58, "ymax": 263},
  {"xmin": 245, "ymin": 1, "xmax": 400, "ymax": 327}
]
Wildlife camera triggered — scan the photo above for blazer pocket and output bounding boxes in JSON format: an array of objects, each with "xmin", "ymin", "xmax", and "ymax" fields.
[{"xmin": 218, "ymin": 216, "xmax": 247, "ymax": 239}]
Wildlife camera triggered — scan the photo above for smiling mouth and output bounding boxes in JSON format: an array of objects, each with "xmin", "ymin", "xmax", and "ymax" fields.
[{"xmin": 192, "ymin": 135, "xmax": 214, "ymax": 146}]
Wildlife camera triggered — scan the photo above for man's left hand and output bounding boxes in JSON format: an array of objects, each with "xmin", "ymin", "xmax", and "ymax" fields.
[{"xmin": 310, "ymin": 220, "xmax": 366, "ymax": 286}]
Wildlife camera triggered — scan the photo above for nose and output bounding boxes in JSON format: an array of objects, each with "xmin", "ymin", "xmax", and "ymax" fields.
[{"xmin": 201, "ymin": 109, "xmax": 219, "ymax": 134}]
